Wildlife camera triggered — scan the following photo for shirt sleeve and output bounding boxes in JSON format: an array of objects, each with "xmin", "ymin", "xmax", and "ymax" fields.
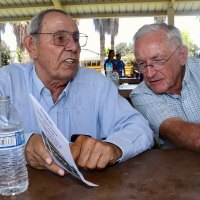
[{"xmin": 98, "ymin": 79, "xmax": 154, "ymax": 162}]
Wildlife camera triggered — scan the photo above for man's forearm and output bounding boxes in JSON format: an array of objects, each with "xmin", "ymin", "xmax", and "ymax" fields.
[{"xmin": 160, "ymin": 117, "xmax": 200, "ymax": 152}]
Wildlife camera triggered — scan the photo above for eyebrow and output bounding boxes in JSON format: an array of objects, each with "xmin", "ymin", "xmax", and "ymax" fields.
[{"xmin": 136, "ymin": 53, "xmax": 165, "ymax": 63}]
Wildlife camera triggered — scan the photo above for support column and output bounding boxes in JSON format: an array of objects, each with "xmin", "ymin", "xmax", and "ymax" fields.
[
  {"xmin": 167, "ymin": 8, "xmax": 175, "ymax": 25},
  {"xmin": 52, "ymin": 0, "xmax": 64, "ymax": 10}
]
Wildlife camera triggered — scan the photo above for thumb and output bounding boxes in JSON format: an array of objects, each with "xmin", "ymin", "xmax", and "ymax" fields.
[{"xmin": 69, "ymin": 142, "xmax": 81, "ymax": 161}]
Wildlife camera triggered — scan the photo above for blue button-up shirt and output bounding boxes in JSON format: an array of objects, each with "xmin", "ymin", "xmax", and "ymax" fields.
[
  {"xmin": 0, "ymin": 62, "xmax": 153, "ymax": 162},
  {"xmin": 130, "ymin": 57, "xmax": 200, "ymax": 148}
]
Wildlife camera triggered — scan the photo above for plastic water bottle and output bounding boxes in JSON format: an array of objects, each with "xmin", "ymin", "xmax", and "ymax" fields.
[
  {"xmin": 0, "ymin": 96, "xmax": 28, "ymax": 196},
  {"xmin": 111, "ymin": 71, "xmax": 119, "ymax": 86},
  {"xmin": 106, "ymin": 62, "xmax": 113, "ymax": 78}
]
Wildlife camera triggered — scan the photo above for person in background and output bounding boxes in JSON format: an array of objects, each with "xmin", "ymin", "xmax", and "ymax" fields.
[
  {"xmin": 130, "ymin": 23, "xmax": 200, "ymax": 151},
  {"xmin": 104, "ymin": 49, "xmax": 118, "ymax": 74},
  {"xmin": 115, "ymin": 53, "xmax": 126, "ymax": 77},
  {"xmin": 0, "ymin": 9, "xmax": 153, "ymax": 176}
]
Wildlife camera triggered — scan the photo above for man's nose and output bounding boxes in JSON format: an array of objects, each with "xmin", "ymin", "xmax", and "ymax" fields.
[
  {"xmin": 145, "ymin": 65, "xmax": 156, "ymax": 78},
  {"xmin": 64, "ymin": 36, "xmax": 80, "ymax": 51}
]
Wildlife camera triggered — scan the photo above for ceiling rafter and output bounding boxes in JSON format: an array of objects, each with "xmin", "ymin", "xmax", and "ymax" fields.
[
  {"xmin": 51, "ymin": 0, "xmax": 64, "ymax": 10},
  {"xmin": 0, "ymin": 0, "xmax": 199, "ymax": 22}
]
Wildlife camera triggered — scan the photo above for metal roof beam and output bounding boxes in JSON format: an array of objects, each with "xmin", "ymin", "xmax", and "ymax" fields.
[
  {"xmin": 52, "ymin": 0, "xmax": 64, "ymax": 10},
  {"xmin": 0, "ymin": 3, "xmax": 53, "ymax": 10}
]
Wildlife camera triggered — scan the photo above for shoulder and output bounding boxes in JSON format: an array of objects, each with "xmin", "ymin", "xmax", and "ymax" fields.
[
  {"xmin": 0, "ymin": 62, "xmax": 33, "ymax": 75},
  {"xmin": 185, "ymin": 57, "xmax": 200, "ymax": 81},
  {"xmin": 75, "ymin": 67, "xmax": 107, "ymax": 84},
  {"xmin": 0, "ymin": 62, "xmax": 34, "ymax": 88},
  {"xmin": 130, "ymin": 81, "xmax": 162, "ymax": 106},
  {"xmin": 131, "ymin": 81, "xmax": 153, "ymax": 95},
  {"xmin": 186, "ymin": 57, "xmax": 200, "ymax": 70},
  {"xmin": 0, "ymin": 62, "xmax": 34, "ymax": 96},
  {"xmin": 71, "ymin": 67, "xmax": 116, "ymax": 97}
]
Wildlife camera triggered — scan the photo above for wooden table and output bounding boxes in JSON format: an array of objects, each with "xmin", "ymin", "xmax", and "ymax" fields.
[
  {"xmin": 118, "ymin": 84, "xmax": 138, "ymax": 103},
  {"xmin": 1, "ymin": 149, "xmax": 200, "ymax": 200},
  {"xmin": 119, "ymin": 77, "xmax": 140, "ymax": 84}
]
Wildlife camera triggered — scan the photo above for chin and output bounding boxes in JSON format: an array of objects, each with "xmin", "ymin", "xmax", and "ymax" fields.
[
  {"xmin": 148, "ymin": 81, "xmax": 166, "ymax": 93},
  {"xmin": 153, "ymin": 88, "xmax": 167, "ymax": 94},
  {"xmin": 149, "ymin": 85, "xmax": 164, "ymax": 94},
  {"xmin": 63, "ymin": 68, "xmax": 78, "ymax": 79}
]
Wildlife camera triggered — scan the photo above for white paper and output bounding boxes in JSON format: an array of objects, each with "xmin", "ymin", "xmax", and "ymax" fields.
[{"xmin": 29, "ymin": 94, "xmax": 98, "ymax": 187}]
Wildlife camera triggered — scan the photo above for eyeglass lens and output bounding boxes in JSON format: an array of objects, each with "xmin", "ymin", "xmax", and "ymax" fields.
[{"xmin": 53, "ymin": 31, "xmax": 87, "ymax": 47}]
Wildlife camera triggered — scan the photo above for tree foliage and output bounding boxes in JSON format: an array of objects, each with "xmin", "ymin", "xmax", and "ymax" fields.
[
  {"xmin": 93, "ymin": 18, "xmax": 119, "ymax": 71},
  {"xmin": 0, "ymin": 40, "xmax": 13, "ymax": 66},
  {"xmin": 93, "ymin": 19, "xmax": 110, "ymax": 70},
  {"xmin": 181, "ymin": 31, "xmax": 200, "ymax": 57},
  {"xmin": 109, "ymin": 18, "xmax": 119, "ymax": 49},
  {"xmin": 115, "ymin": 42, "xmax": 134, "ymax": 65},
  {"xmin": 12, "ymin": 22, "xmax": 28, "ymax": 52},
  {"xmin": 0, "ymin": 22, "xmax": 7, "ymax": 67}
]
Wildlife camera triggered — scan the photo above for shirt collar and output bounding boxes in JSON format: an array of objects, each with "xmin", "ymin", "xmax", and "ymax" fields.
[
  {"xmin": 32, "ymin": 66, "xmax": 71, "ymax": 100},
  {"xmin": 32, "ymin": 66, "xmax": 45, "ymax": 95}
]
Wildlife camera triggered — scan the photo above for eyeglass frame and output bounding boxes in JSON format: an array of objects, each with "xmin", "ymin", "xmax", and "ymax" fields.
[
  {"xmin": 136, "ymin": 45, "xmax": 181, "ymax": 73},
  {"xmin": 31, "ymin": 31, "xmax": 88, "ymax": 47}
]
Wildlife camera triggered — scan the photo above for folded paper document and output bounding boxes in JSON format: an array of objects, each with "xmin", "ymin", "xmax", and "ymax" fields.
[{"xmin": 30, "ymin": 93, "xmax": 98, "ymax": 187}]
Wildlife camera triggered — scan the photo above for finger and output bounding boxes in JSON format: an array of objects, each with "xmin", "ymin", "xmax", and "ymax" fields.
[
  {"xmin": 90, "ymin": 143, "xmax": 121, "ymax": 169},
  {"xmin": 25, "ymin": 134, "xmax": 65, "ymax": 176},
  {"xmin": 85, "ymin": 142, "xmax": 104, "ymax": 169},
  {"xmin": 26, "ymin": 148, "xmax": 47, "ymax": 170},
  {"xmin": 77, "ymin": 142, "xmax": 95, "ymax": 168},
  {"xmin": 74, "ymin": 136, "xmax": 96, "ymax": 168},
  {"xmin": 27, "ymin": 152, "xmax": 65, "ymax": 176},
  {"xmin": 25, "ymin": 134, "xmax": 52, "ymax": 166},
  {"xmin": 70, "ymin": 143, "xmax": 81, "ymax": 161},
  {"xmin": 32, "ymin": 149, "xmax": 65, "ymax": 176},
  {"xmin": 45, "ymin": 161, "xmax": 65, "ymax": 176},
  {"xmin": 96, "ymin": 149, "xmax": 112, "ymax": 169}
]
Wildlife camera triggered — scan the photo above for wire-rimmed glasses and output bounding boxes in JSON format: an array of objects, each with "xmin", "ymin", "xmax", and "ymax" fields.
[
  {"xmin": 136, "ymin": 46, "xmax": 180, "ymax": 73},
  {"xmin": 31, "ymin": 31, "xmax": 88, "ymax": 47}
]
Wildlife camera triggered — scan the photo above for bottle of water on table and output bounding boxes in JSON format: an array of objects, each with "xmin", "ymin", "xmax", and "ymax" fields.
[
  {"xmin": 106, "ymin": 62, "xmax": 113, "ymax": 78},
  {"xmin": 0, "ymin": 96, "xmax": 28, "ymax": 196},
  {"xmin": 111, "ymin": 71, "xmax": 119, "ymax": 86}
]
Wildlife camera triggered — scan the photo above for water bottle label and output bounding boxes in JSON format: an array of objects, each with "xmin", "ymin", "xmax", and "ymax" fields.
[{"xmin": 0, "ymin": 130, "xmax": 25, "ymax": 149}]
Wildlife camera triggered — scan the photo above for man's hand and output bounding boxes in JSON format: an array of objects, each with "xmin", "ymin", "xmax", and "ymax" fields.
[
  {"xmin": 25, "ymin": 134, "xmax": 65, "ymax": 176},
  {"xmin": 70, "ymin": 135, "xmax": 122, "ymax": 170}
]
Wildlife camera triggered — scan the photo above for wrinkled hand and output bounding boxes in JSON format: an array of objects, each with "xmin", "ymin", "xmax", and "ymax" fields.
[
  {"xmin": 70, "ymin": 135, "xmax": 122, "ymax": 170},
  {"xmin": 25, "ymin": 134, "xmax": 65, "ymax": 176}
]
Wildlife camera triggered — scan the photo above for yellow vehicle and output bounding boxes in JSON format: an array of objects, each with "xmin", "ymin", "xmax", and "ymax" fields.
[
  {"xmin": 80, "ymin": 59, "xmax": 134, "ymax": 76},
  {"xmin": 79, "ymin": 59, "xmax": 101, "ymax": 72}
]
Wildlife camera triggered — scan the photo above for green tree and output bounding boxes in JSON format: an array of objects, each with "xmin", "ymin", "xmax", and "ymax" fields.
[
  {"xmin": 93, "ymin": 19, "xmax": 110, "ymax": 71},
  {"xmin": 1, "ymin": 40, "xmax": 13, "ymax": 66},
  {"xmin": 115, "ymin": 42, "xmax": 134, "ymax": 65},
  {"xmin": 154, "ymin": 16, "xmax": 166, "ymax": 23},
  {"xmin": 12, "ymin": 22, "xmax": 29, "ymax": 63},
  {"xmin": 115, "ymin": 42, "xmax": 128, "ymax": 56},
  {"xmin": 181, "ymin": 31, "xmax": 200, "ymax": 57},
  {"xmin": 109, "ymin": 18, "xmax": 119, "ymax": 49},
  {"xmin": 93, "ymin": 18, "xmax": 119, "ymax": 72},
  {"xmin": 0, "ymin": 23, "xmax": 7, "ymax": 67},
  {"xmin": 192, "ymin": 44, "xmax": 200, "ymax": 58}
]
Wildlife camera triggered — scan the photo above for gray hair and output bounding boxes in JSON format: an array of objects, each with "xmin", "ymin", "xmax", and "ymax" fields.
[
  {"xmin": 133, "ymin": 23, "xmax": 183, "ymax": 52},
  {"xmin": 27, "ymin": 9, "xmax": 70, "ymax": 36}
]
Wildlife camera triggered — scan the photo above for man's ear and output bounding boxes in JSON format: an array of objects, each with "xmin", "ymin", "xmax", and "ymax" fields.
[
  {"xmin": 23, "ymin": 35, "xmax": 38, "ymax": 59},
  {"xmin": 178, "ymin": 45, "xmax": 188, "ymax": 66}
]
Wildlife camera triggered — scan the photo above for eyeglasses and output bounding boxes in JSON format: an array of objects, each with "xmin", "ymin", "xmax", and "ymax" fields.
[
  {"xmin": 136, "ymin": 46, "xmax": 180, "ymax": 73},
  {"xmin": 31, "ymin": 31, "xmax": 88, "ymax": 47}
]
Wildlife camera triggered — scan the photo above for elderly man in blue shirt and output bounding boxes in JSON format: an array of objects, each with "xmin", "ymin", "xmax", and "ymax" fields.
[
  {"xmin": 0, "ymin": 9, "xmax": 153, "ymax": 176},
  {"xmin": 130, "ymin": 23, "xmax": 200, "ymax": 150}
]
